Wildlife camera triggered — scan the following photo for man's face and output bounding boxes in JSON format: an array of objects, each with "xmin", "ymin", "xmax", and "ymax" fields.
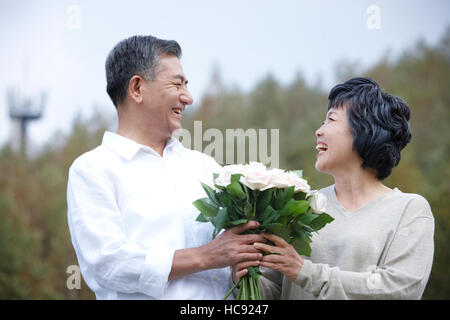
[{"xmin": 141, "ymin": 54, "xmax": 193, "ymax": 139}]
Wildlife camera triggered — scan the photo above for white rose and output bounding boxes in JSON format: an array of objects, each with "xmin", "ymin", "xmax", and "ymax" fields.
[
  {"xmin": 214, "ymin": 164, "xmax": 246, "ymax": 187},
  {"xmin": 308, "ymin": 190, "xmax": 327, "ymax": 214},
  {"xmin": 268, "ymin": 168, "xmax": 291, "ymax": 188},
  {"xmin": 286, "ymin": 171, "xmax": 311, "ymax": 193},
  {"xmin": 240, "ymin": 162, "xmax": 273, "ymax": 190}
]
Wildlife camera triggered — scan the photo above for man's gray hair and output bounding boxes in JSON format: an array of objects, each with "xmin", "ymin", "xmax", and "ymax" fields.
[{"xmin": 105, "ymin": 35, "xmax": 182, "ymax": 107}]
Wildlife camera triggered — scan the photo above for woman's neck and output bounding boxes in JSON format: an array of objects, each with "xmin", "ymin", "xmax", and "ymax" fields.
[{"xmin": 333, "ymin": 169, "xmax": 392, "ymax": 212}]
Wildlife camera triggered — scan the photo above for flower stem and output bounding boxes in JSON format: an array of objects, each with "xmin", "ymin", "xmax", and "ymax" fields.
[{"xmin": 223, "ymin": 276, "xmax": 242, "ymax": 300}]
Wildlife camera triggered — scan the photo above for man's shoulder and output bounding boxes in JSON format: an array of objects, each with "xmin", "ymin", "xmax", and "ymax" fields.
[
  {"xmin": 176, "ymin": 144, "xmax": 221, "ymax": 170},
  {"xmin": 69, "ymin": 145, "xmax": 114, "ymax": 174}
]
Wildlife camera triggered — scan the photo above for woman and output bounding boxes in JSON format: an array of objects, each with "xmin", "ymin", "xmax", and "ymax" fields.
[{"xmin": 233, "ymin": 77, "xmax": 434, "ymax": 299}]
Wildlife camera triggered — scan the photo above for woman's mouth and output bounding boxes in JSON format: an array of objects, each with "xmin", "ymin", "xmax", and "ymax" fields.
[
  {"xmin": 316, "ymin": 143, "xmax": 328, "ymax": 156},
  {"xmin": 316, "ymin": 143, "xmax": 328, "ymax": 152}
]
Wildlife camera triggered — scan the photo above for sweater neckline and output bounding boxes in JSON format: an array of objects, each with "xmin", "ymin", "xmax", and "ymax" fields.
[{"xmin": 329, "ymin": 184, "xmax": 400, "ymax": 216}]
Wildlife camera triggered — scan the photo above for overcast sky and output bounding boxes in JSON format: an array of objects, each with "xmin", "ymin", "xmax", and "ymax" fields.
[{"xmin": 1, "ymin": 0, "xmax": 449, "ymax": 150}]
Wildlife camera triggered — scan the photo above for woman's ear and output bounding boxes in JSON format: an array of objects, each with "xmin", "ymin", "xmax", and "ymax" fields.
[{"xmin": 127, "ymin": 75, "xmax": 145, "ymax": 104}]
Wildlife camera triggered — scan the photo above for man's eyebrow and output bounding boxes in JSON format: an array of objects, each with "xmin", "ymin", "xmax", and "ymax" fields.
[{"xmin": 173, "ymin": 74, "xmax": 188, "ymax": 84}]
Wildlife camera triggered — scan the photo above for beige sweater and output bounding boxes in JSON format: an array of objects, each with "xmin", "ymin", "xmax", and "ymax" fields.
[{"xmin": 258, "ymin": 185, "xmax": 435, "ymax": 300}]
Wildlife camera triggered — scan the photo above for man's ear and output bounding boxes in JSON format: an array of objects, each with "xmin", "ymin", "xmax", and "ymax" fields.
[{"xmin": 127, "ymin": 75, "xmax": 145, "ymax": 104}]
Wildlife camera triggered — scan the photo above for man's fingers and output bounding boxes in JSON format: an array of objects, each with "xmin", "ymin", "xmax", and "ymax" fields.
[
  {"xmin": 236, "ymin": 252, "xmax": 262, "ymax": 264},
  {"xmin": 230, "ymin": 220, "xmax": 259, "ymax": 234},
  {"xmin": 236, "ymin": 259, "xmax": 260, "ymax": 271},
  {"xmin": 241, "ymin": 234, "xmax": 266, "ymax": 245},
  {"xmin": 239, "ymin": 244, "xmax": 261, "ymax": 254}
]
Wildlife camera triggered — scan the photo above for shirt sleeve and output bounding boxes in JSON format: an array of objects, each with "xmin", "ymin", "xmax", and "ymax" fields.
[
  {"xmin": 67, "ymin": 158, "xmax": 175, "ymax": 299},
  {"xmin": 294, "ymin": 196, "xmax": 435, "ymax": 299}
]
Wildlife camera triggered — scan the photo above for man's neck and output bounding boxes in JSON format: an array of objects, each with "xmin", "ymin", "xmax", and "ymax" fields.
[{"xmin": 117, "ymin": 124, "xmax": 168, "ymax": 157}]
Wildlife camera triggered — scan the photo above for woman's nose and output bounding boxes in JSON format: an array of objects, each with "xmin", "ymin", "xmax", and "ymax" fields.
[{"xmin": 315, "ymin": 125, "xmax": 323, "ymax": 137}]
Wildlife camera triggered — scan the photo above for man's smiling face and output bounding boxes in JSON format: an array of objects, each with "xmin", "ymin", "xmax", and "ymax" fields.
[{"xmin": 141, "ymin": 53, "xmax": 193, "ymax": 139}]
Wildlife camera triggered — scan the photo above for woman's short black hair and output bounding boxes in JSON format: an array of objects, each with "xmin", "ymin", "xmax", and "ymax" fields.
[{"xmin": 328, "ymin": 77, "xmax": 412, "ymax": 180}]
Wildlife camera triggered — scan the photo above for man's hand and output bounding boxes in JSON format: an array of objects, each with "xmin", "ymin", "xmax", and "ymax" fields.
[
  {"xmin": 199, "ymin": 220, "xmax": 265, "ymax": 269},
  {"xmin": 169, "ymin": 221, "xmax": 265, "ymax": 281}
]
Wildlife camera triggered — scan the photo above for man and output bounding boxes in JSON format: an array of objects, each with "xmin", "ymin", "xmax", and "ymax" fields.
[{"xmin": 67, "ymin": 35, "xmax": 263, "ymax": 299}]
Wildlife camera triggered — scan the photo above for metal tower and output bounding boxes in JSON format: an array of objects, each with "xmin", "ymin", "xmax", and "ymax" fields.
[{"xmin": 7, "ymin": 87, "xmax": 46, "ymax": 155}]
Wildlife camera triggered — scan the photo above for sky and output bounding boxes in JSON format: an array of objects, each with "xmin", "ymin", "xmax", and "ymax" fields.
[{"xmin": 0, "ymin": 0, "xmax": 449, "ymax": 150}]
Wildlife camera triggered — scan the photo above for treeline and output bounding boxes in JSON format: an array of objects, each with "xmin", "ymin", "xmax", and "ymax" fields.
[{"xmin": 0, "ymin": 29, "xmax": 448, "ymax": 299}]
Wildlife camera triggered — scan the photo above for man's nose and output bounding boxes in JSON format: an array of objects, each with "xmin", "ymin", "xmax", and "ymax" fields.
[{"xmin": 180, "ymin": 88, "xmax": 194, "ymax": 106}]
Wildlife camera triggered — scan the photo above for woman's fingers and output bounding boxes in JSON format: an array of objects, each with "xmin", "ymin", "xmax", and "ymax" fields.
[
  {"xmin": 260, "ymin": 233, "xmax": 288, "ymax": 247},
  {"xmin": 253, "ymin": 242, "xmax": 280, "ymax": 254}
]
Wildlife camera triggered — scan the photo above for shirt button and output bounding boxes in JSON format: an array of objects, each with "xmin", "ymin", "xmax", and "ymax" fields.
[{"xmin": 213, "ymin": 277, "xmax": 218, "ymax": 281}]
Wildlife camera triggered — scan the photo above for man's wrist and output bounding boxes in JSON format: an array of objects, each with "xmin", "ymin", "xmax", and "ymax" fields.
[{"xmin": 195, "ymin": 245, "xmax": 210, "ymax": 271}]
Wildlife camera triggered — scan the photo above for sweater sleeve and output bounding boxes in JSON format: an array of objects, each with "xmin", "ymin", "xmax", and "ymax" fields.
[
  {"xmin": 258, "ymin": 267, "xmax": 284, "ymax": 300},
  {"xmin": 294, "ymin": 196, "xmax": 435, "ymax": 299}
]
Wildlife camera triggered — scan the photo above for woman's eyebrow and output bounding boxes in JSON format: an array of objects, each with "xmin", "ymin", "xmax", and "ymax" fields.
[{"xmin": 327, "ymin": 110, "xmax": 337, "ymax": 117}]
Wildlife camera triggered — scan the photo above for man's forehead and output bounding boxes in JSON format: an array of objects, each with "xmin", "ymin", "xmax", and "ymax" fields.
[{"xmin": 156, "ymin": 55, "xmax": 187, "ymax": 79}]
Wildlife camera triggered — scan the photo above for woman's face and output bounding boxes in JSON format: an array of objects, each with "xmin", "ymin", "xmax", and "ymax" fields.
[{"xmin": 315, "ymin": 105, "xmax": 362, "ymax": 176}]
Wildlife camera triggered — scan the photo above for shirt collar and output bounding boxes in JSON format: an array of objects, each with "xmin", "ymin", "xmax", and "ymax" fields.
[{"xmin": 101, "ymin": 131, "xmax": 182, "ymax": 160}]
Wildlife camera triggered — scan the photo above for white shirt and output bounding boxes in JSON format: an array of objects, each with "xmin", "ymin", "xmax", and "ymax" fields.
[{"xmin": 67, "ymin": 131, "xmax": 231, "ymax": 299}]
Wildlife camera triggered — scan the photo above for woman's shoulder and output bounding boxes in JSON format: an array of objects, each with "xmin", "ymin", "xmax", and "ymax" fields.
[
  {"xmin": 318, "ymin": 185, "xmax": 335, "ymax": 196},
  {"xmin": 393, "ymin": 189, "xmax": 434, "ymax": 220}
]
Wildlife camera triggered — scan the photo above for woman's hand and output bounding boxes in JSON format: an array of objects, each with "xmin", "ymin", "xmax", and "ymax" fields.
[{"xmin": 254, "ymin": 233, "xmax": 304, "ymax": 283}]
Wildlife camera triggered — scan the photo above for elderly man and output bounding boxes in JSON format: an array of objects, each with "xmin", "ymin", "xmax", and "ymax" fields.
[{"xmin": 67, "ymin": 35, "xmax": 263, "ymax": 299}]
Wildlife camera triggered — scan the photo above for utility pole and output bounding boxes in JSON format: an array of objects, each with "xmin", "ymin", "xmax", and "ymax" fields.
[{"xmin": 7, "ymin": 87, "xmax": 46, "ymax": 155}]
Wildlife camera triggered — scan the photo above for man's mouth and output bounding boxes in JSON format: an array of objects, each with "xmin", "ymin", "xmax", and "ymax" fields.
[{"xmin": 172, "ymin": 107, "xmax": 183, "ymax": 116}]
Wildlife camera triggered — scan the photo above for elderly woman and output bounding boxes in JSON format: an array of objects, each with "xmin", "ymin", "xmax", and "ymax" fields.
[{"xmin": 234, "ymin": 77, "xmax": 434, "ymax": 299}]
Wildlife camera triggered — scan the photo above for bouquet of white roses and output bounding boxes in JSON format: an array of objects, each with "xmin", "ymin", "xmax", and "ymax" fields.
[{"xmin": 193, "ymin": 162, "xmax": 333, "ymax": 300}]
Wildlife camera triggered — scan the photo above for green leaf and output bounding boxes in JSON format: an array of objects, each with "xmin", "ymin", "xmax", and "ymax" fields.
[
  {"xmin": 195, "ymin": 213, "xmax": 210, "ymax": 222},
  {"xmin": 260, "ymin": 205, "xmax": 275, "ymax": 221},
  {"xmin": 243, "ymin": 201, "xmax": 253, "ymax": 218},
  {"xmin": 226, "ymin": 181, "xmax": 247, "ymax": 200},
  {"xmin": 273, "ymin": 186, "xmax": 295, "ymax": 210},
  {"xmin": 279, "ymin": 199, "xmax": 309, "ymax": 217},
  {"xmin": 256, "ymin": 188, "xmax": 273, "ymax": 211},
  {"xmin": 297, "ymin": 210, "xmax": 317, "ymax": 225},
  {"xmin": 262, "ymin": 210, "xmax": 280, "ymax": 225},
  {"xmin": 293, "ymin": 191, "xmax": 307, "ymax": 201},
  {"xmin": 283, "ymin": 186, "xmax": 295, "ymax": 202},
  {"xmin": 200, "ymin": 182, "xmax": 219, "ymax": 205},
  {"xmin": 292, "ymin": 237, "xmax": 312, "ymax": 256},
  {"xmin": 292, "ymin": 200, "xmax": 310, "ymax": 217},
  {"xmin": 279, "ymin": 198, "xmax": 298, "ymax": 216},
  {"xmin": 212, "ymin": 207, "xmax": 228, "ymax": 233},
  {"xmin": 230, "ymin": 219, "xmax": 249, "ymax": 225},
  {"xmin": 263, "ymin": 222, "xmax": 283, "ymax": 233},
  {"xmin": 310, "ymin": 213, "xmax": 334, "ymax": 231},
  {"xmin": 296, "ymin": 220, "xmax": 315, "ymax": 233},
  {"xmin": 192, "ymin": 198, "xmax": 219, "ymax": 217},
  {"xmin": 230, "ymin": 173, "xmax": 242, "ymax": 184}
]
